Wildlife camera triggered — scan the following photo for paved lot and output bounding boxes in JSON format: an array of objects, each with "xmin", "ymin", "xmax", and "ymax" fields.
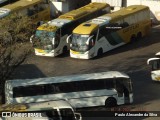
[{"xmin": 12, "ymin": 25, "xmax": 160, "ymax": 119}]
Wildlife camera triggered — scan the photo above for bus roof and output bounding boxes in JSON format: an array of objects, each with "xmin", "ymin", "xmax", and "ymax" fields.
[
  {"xmin": 73, "ymin": 22, "xmax": 99, "ymax": 34},
  {"xmin": 6, "ymin": 71, "xmax": 130, "ymax": 87},
  {"xmin": 59, "ymin": 2, "xmax": 109, "ymax": 20},
  {"xmin": 73, "ymin": 5, "xmax": 149, "ymax": 34},
  {"xmin": 0, "ymin": 100, "xmax": 73, "ymax": 112},
  {"xmin": 1, "ymin": 0, "xmax": 42, "ymax": 12},
  {"xmin": 37, "ymin": 2, "xmax": 109, "ymax": 31},
  {"xmin": 103, "ymin": 5, "xmax": 149, "ymax": 22}
]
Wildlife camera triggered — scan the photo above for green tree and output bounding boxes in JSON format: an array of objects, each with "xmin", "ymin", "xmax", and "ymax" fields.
[{"xmin": 0, "ymin": 13, "xmax": 35, "ymax": 104}]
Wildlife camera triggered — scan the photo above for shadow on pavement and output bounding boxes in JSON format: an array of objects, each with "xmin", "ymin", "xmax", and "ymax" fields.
[{"xmin": 11, "ymin": 64, "xmax": 46, "ymax": 79}]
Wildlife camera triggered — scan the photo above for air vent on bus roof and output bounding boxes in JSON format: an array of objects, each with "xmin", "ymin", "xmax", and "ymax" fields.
[{"xmin": 83, "ymin": 24, "xmax": 91, "ymax": 27}]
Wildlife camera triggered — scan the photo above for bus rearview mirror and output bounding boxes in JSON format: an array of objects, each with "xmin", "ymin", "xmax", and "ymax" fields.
[
  {"xmin": 86, "ymin": 35, "xmax": 94, "ymax": 45},
  {"xmin": 67, "ymin": 34, "xmax": 72, "ymax": 43},
  {"xmin": 30, "ymin": 35, "xmax": 34, "ymax": 43},
  {"xmin": 52, "ymin": 38, "xmax": 55, "ymax": 45},
  {"xmin": 147, "ymin": 58, "xmax": 160, "ymax": 65}
]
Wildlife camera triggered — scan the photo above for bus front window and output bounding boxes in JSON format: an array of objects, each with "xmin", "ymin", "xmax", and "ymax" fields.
[
  {"xmin": 71, "ymin": 34, "xmax": 90, "ymax": 52},
  {"xmin": 34, "ymin": 30, "xmax": 59, "ymax": 51}
]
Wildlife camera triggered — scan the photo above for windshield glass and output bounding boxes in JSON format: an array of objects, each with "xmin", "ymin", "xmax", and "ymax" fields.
[
  {"xmin": 33, "ymin": 30, "xmax": 56, "ymax": 50},
  {"xmin": 35, "ymin": 30, "xmax": 55, "ymax": 41},
  {"xmin": 71, "ymin": 34, "xmax": 89, "ymax": 52}
]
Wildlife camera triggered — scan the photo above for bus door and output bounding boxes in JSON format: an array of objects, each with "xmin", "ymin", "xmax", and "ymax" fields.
[
  {"xmin": 114, "ymin": 79, "xmax": 125, "ymax": 105},
  {"xmin": 87, "ymin": 30, "xmax": 97, "ymax": 56},
  {"xmin": 122, "ymin": 78, "xmax": 132, "ymax": 104}
]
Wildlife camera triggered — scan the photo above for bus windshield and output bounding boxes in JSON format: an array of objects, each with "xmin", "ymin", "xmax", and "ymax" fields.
[
  {"xmin": 71, "ymin": 34, "xmax": 89, "ymax": 52},
  {"xmin": 34, "ymin": 30, "xmax": 56, "ymax": 50},
  {"xmin": 35, "ymin": 30, "xmax": 55, "ymax": 41}
]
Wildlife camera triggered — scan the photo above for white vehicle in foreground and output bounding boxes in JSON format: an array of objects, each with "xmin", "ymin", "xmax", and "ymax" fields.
[
  {"xmin": 5, "ymin": 71, "xmax": 133, "ymax": 108},
  {"xmin": 0, "ymin": 8, "xmax": 10, "ymax": 19},
  {"xmin": 0, "ymin": 100, "xmax": 82, "ymax": 120},
  {"xmin": 147, "ymin": 52, "xmax": 160, "ymax": 81}
]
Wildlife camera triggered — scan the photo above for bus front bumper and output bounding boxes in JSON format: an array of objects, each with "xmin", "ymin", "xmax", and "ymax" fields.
[
  {"xmin": 70, "ymin": 51, "xmax": 91, "ymax": 59},
  {"xmin": 34, "ymin": 48, "xmax": 57, "ymax": 57}
]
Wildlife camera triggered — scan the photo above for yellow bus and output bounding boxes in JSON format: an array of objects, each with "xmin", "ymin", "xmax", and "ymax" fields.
[
  {"xmin": 30, "ymin": 2, "xmax": 110, "ymax": 57},
  {"xmin": 0, "ymin": 0, "xmax": 51, "ymax": 24},
  {"xmin": 67, "ymin": 5, "xmax": 151, "ymax": 59}
]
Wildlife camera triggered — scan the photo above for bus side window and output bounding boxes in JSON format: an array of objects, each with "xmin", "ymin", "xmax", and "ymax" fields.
[
  {"xmin": 105, "ymin": 79, "xmax": 114, "ymax": 89},
  {"xmin": 152, "ymin": 60, "xmax": 160, "ymax": 70},
  {"xmin": 120, "ymin": 22, "xmax": 129, "ymax": 28},
  {"xmin": 27, "ymin": 8, "xmax": 34, "ymax": 16},
  {"xmin": 38, "ymin": 3, "xmax": 46, "ymax": 12},
  {"xmin": 97, "ymin": 32, "xmax": 103, "ymax": 40},
  {"xmin": 33, "ymin": 5, "xmax": 39, "ymax": 13},
  {"xmin": 60, "ymin": 108, "xmax": 75, "ymax": 120},
  {"xmin": 44, "ymin": 109, "xmax": 60, "ymax": 120}
]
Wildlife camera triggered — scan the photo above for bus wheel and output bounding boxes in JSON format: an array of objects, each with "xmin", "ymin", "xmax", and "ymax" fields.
[
  {"xmin": 63, "ymin": 46, "xmax": 68, "ymax": 54},
  {"xmin": 98, "ymin": 48, "xmax": 103, "ymax": 57},
  {"xmin": 137, "ymin": 32, "xmax": 142, "ymax": 40},
  {"xmin": 105, "ymin": 97, "xmax": 117, "ymax": 108},
  {"xmin": 130, "ymin": 35, "xmax": 136, "ymax": 43}
]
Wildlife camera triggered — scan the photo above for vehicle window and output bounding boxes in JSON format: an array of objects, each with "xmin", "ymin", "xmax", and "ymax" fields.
[
  {"xmin": 60, "ymin": 108, "xmax": 75, "ymax": 120},
  {"xmin": 152, "ymin": 60, "xmax": 160, "ymax": 70}
]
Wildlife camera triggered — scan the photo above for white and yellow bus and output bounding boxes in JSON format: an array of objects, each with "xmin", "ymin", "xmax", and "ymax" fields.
[
  {"xmin": 147, "ymin": 52, "xmax": 160, "ymax": 81},
  {"xmin": 5, "ymin": 71, "xmax": 133, "ymax": 108},
  {"xmin": 30, "ymin": 2, "xmax": 110, "ymax": 57},
  {"xmin": 67, "ymin": 5, "xmax": 151, "ymax": 59},
  {"xmin": 0, "ymin": 0, "xmax": 51, "ymax": 24}
]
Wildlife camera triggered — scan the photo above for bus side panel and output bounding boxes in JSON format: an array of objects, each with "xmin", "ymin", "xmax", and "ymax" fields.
[
  {"xmin": 117, "ymin": 19, "xmax": 151, "ymax": 43},
  {"xmin": 5, "ymin": 81, "xmax": 13, "ymax": 104}
]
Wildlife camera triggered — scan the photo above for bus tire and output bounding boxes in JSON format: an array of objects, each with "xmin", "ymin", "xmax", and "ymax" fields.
[
  {"xmin": 63, "ymin": 46, "xmax": 68, "ymax": 54},
  {"xmin": 137, "ymin": 32, "xmax": 142, "ymax": 40},
  {"xmin": 130, "ymin": 35, "xmax": 136, "ymax": 43},
  {"xmin": 98, "ymin": 48, "xmax": 103, "ymax": 57},
  {"xmin": 105, "ymin": 97, "xmax": 117, "ymax": 108}
]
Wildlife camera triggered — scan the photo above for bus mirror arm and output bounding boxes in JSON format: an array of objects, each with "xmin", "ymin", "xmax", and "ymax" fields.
[
  {"xmin": 147, "ymin": 58, "xmax": 160, "ymax": 65},
  {"xmin": 86, "ymin": 35, "xmax": 94, "ymax": 45},
  {"xmin": 67, "ymin": 34, "xmax": 72, "ymax": 43}
]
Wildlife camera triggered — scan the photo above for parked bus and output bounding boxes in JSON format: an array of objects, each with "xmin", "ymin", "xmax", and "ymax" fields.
[
  {"xmin": 0, "ymin": 100, "xmax": 82, "ymax": 120},
  {"xmin": 0, "ymin": 0, "xmax": 51, "ymax": 24},
  {"xmin": 147, "ymin": 52, "xmax": 160, "ymax": 81},
  {"xmin": 30, "ymin": 2, "xmax": 110, "ymax": 57},
  {"xmin": 67, "ymin": 5, "xmax": 151, "ymax": 59},
  {"xmin": 5, "ymin": 71, "xmax": 133, "ymax": 108}
]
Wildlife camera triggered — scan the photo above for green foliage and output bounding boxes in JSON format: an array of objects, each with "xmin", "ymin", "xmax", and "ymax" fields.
[{"xmin": 0, "ymin": 13, "xmax": 36, "ymax": 103}]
